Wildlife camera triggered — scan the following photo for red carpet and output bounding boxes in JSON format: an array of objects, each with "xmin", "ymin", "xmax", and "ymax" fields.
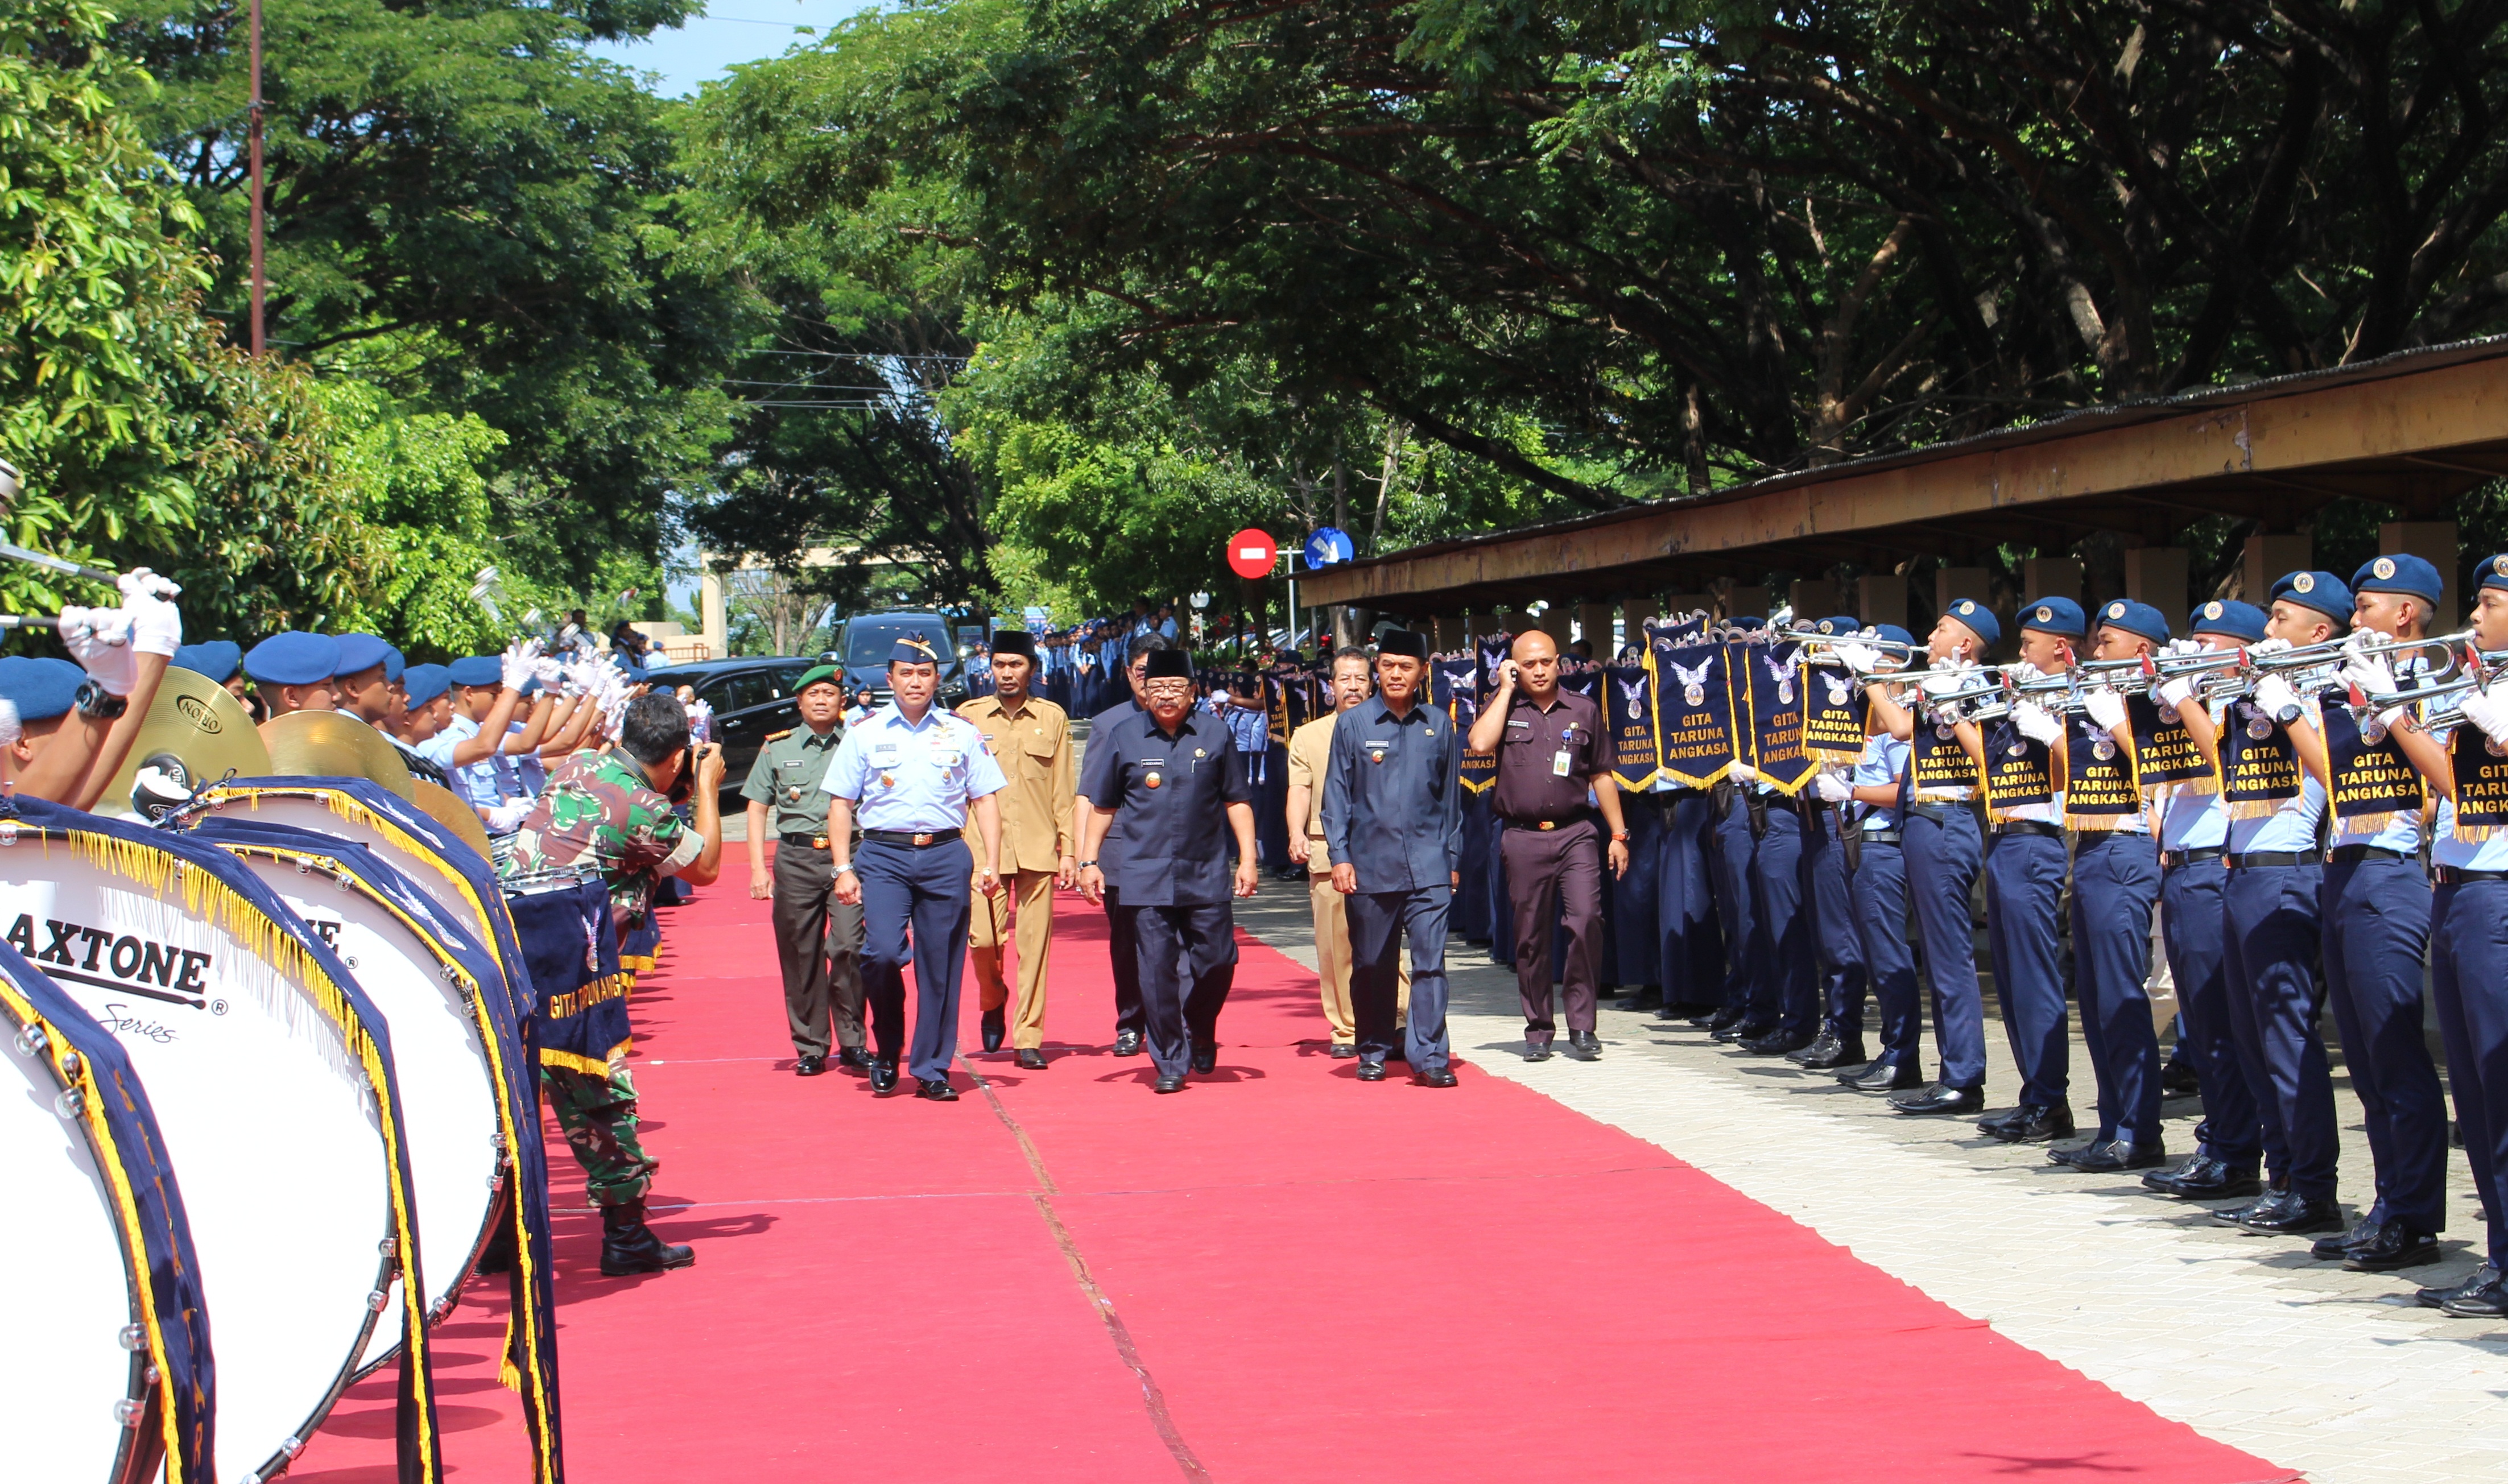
[{"xmin": 295, "ymin": 868, "xmax": 2294, "ymax": 1482}]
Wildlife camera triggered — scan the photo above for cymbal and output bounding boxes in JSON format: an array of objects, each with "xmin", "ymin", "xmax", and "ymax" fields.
[
  {"xmin": 260, "ymin": 709, "xmax": 417, "ymax": 801},
  {"xmin": 412, "ymin": 779, "xmax": 495, "ymax": 861},
  {"xmin": 98, "ymin": 665, "xmax": 274, "ymax": 818}
]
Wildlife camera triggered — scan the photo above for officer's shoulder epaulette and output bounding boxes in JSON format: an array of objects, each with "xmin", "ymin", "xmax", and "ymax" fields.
[{"xmin": 765, "ymin": 728, "xmax": 794, "ymax": 742}]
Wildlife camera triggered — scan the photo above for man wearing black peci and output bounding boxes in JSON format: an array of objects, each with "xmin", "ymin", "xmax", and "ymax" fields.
[{"xmin": 1075, "ymin": 633, "xmax": 1168, "ymax": 1055}]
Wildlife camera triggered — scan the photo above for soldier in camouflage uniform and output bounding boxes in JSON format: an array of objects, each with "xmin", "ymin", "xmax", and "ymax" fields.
[{"xmin": 504, "ymin": 691, "xmax": 725, "ymax": 1275}]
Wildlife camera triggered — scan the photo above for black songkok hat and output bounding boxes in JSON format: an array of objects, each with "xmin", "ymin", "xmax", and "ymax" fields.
[
  {"xmin": 1375, "ymin": 629, "xmax": 1430, "ymax": 660},
  {"xmin": 990, "ymin": 630, "xmax": 1038, "ymax": 660},
  {"xmin": 1143, "ymin": 650, "xmax": 1194, "ymax": 681}
]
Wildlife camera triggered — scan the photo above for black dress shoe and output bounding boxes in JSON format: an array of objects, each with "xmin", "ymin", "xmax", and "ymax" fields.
[
  {"xmin": 1414, "ymin": 1066, "xmax": 1459, "ymax": 1088},
  {"xmin": 2144, "ymin": 1155, "xmax": 2262, "ymax": 1198},
  {"xmin": 1793, "ymin": 1035, "xmax": 1865, "ymax": 1070},
  {"xmin": 1741, "ymin": 1030, "xmax": 1815, "ymax": 1056},
  {"xmin": 2418, "ymin": 1262, "xmax": 2499, "ymax": 1309},
  {"xmin": 1990, "ymin": 1105, "xmax": 2076, "ymax": 1144},
  {"xmin": 914, "ymin": 1078, "xmax": 959, "ymax": 1102},
  {"xmin": 2160, "ymin": 1059, "xmax": 2203, "ymax": 1097},
  {"xmin": 2440, "ymin": 1275, "xmax": 2508, "ymax": 1318},
  {"xmin": 2056, "ymin": 1137, "xmax": 2166, "ymax": 1172},
  {"xmin": 1113, "ymin": 1030, "xmax": 1145, "ymax": 1056},
  {"xmin": 2240, "ymin": 1193, "xmax": 2344, "ymax": 1235},
  {"xmin": 1974, "ymin": 1105, "xmax": 2027, "ymax": 1139},
  {"xmin": 1328, "ymin": 1041, "xmax": 1360, "ymax": 1059},
  {"xmin": 2345, "ymin": 1223, "xmax": 2441, "ymax": 1272},
  {"xmin": 868, "ymin": 1059, "xmax": 899, "ymax": 1094},
  {"xmin": 1890, "ymin": 1081, "xmax": 1984, "ymax": 1115},
  {"xmin": 2212, "ymin": 1189, "xmax": 2288, "ymax": 1225},
  {"xmin": 1015, "ymin": 1048, "xmax": 1047, "ymax": 1070},
  {"xmin": 1714, "ymin": 1016, "xmax": 1773, "ymax": 1045},
  {"xmin": 2310, "ymin": 1216, "xmax": 2387, "ymax": 1262},
  {"xmin": 1845, "ymin": 1059, "xmax": 1924, "ymax": 1092},
  {"xmin": 1191, "ymin": 1041, "xmax": 1217, "ymax": 1074},
  {"xmin": 1154, "ymin": 1073, "xmax": 1187, "ymax": 1094},
  {"xmin": 1567, "ymin": 1030, "xmax": 1602, "ymax": 1060},
  {"xmin": 837, "ymin": 1045, "xmax": 871, "ymax": 1072},
  {"xmin": 794, "ymin": 1054, "xmax": 827, "ymax": 1077},
  {"xmin": 1354, "ymin": 1060, "xmax": 1388, "ymax": 1082},
  {"xmin": 1523, "ymin": 1040, "xmax": 1553, "ymax": 1062},
  {"xmin": 1785, "ymin": 1029, "xmax": 1842, "ymax": 1066},
  {"xmin": 981, "ymin": 1007, "xmax": 1006, "ymax": 1053},
  {"xmin": 1699, "ymin": 1005, "xmax": 1743, "ymax": 1032}
]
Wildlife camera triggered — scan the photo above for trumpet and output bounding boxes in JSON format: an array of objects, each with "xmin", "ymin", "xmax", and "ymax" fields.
[
  {"xmin": 2347, "ymin": 640, "xmax": 2508, "ymax": 713},
  {"xmin": 1776, "ymin": 625, "xmax": 1929, "ymax": 663}
]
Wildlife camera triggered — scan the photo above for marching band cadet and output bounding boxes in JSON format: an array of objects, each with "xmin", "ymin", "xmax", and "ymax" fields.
[
  {"xmin": 958, "ymin": 631, "xmax": 1076, "ymax": 1070},
  {"xmin": 1827, "ymin": 627, "xmax": 1923, "ymax": 1092},
  {"xmin": 2309, "ymin": 555, "xmax": 2453, "ymax": 1267},
  {"xmin": 1853, "ymin": 598, "xmax": 1996, "ymax": 1117},
  {"xmin": 245, "ymin": 631, "xmax": 342, "ymax": 718},
  {"xmin": 1792, "ymin": 617, "xmax": 1874, "ymax": 1072},
  {"xmin": 2409, "ymin": 554, "xmax": 2508, "ymax": 1314},
  {"xmin": 1966, "ymin": 597, "xmax": 2082, "ymax": 1143},
  {"xmin": 1718, "ymin": 618, "xmax": 1819, "ymax": 1056},
  {"xmin": 2049, "ymin": 601, "xmax": 2168, "ymax": 1171},
  {"xmin": 2142, "ymin": 601, "xmax": 2269, "ymax": 1200},
  {"xmin": 2212, "ymin": 571, "xmax": 2347, "ymax": 1238}
]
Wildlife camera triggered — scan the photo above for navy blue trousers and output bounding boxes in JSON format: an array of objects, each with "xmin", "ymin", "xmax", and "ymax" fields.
[
  {"xmin": 1904, "ymin": 807, "xmax": 1987, "ymax": 1088},
  {"xmin": 1985, "ymin": 829, "xmax": 2069, "ymax": 1109},
  {"xmin": 2431, "ymin": 881, "xmax": 2508, "ymax": 1267},
  {"xmin": 1851, "ymin": 837, "xmax": 1923, "ymax": 1070},
  {"xmin": 1103, "ymin": 885, "xmax": 1143, "ymax": 1038},
  {"xmin": 1806, "ymin": 807, "xmax": 1869, "ymax": 1041},
  {"xmin": 1255, "ymin": 742, "xmax": 1292, "ymax": 870},
  {"xmin": 857, "ymin": 836, "xmax": 974, "ymax": 1083},
  {"xmin": 2070, "ymin": 833, "xmax": 2163, "ymax": 1144},
  {"xmin": 1655, "ymin": 791, "xmax": 1722, "ymax": 1008},
  {"xmin": 2321, "ymin": 855, "xmax": 2446, "ymax": 1233},
  {"xmin": 1347, "ymin": 886, "xmax": 1453, "ymax": 1069},
  {"xmin": 1745, "ymin": 804, "xmax": 1816, "ymax": 1037},
  {"xmin": 1712, "ymin": 792, "xmax": 1758, "ymax": 1015},
  {"xmin": 1611, "ymin": 794, "xmax": 1662, "ymax": 992},
  {"xmin": 2160, "ymin": 857, "xmax": 2261, "ymax": 1165},
  {"xmin": 2223, "ymin": 863, "xmax": 2336, "ymax": 1200},
  {"xmin": 1455, "ymin": 792, "xmax": 1496, "ymax": 943},
  {"xmin": 1125, "ymin": 902, "xmax": 1237, "ymax": 1079}
]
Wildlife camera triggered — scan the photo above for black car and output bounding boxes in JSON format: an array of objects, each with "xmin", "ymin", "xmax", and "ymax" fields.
[
  {"xmin": 834, "ymin": 611, "xmax": 972, "ymax": 710},
  {"xmin": 655, "ymin": 655, "xmax": 823, "ymax": 809}
]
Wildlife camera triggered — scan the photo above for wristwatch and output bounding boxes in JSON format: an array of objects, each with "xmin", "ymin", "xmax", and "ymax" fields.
[
  {"xmin": 1610, "ymin": 831, "xmax": 1630, "ymax": 842},
  {"xmin": 73, "ymin": 678, "xmax": 127, "ymax": 720},
  {"xmin": 1077, "ymin": 859, "xmax": 1098, "ymax": 869},
  {"xmin": 832, "ymin": 862, "xmax": 854, "ymax": 874}
]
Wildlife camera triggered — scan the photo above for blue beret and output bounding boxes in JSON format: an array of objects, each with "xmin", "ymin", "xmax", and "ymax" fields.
[
  {"xmin": 244, "ymin": 631, "xmax": 344, "ymax": 687},
  {"xmin": 401, "ymin": 663, "xmax": 450, "ymax": 708},
  {"xmin": 382, "ymin": 644, "xmax": 405, "ymax": 683},
  {"xmin": 171, "ymin": 639, "xmax": 242, "ymax": 684},
  {"xmin": 330, "ymin": 633, "xmax": 391, "ymax": 678},
  {"xmin": 517, "ymin": 676, "xmax": 543, "ymax": 698},
  {"xmin": 1943, "ymin": 598, "xmax": 2000, "ymax": 650},
  {"xmin": 2270, "ymin": 570, "xmax": 2352, "ymax": 622},
  {"xmin": 2094, "ymin": 598, "xmax": 2170, "ymax": 644},
  {"xmin": 2353, "ymin": 553, "xmax": 2444, "ymax": 607},
  {"xmin": 1868, "ymin": 624, "xmax": 1916, "ymax": 649},
  {"xmin": 0, "ymin": 655, "xmax": 88, "ymax": 721},
  {"xmin": 2189, "ymin": 599, "xmax": 2269, "ymax": 643},
  {"xmin": 2481, "ymin": 554, "xmax": 2508, "ymax": 594},
  {"xmin": 888, "ymin": 632, "xmax": 941, "ymax": 665},
  {"xmin": 1816, "ymin": 614, "xmax": 1861, "ymax": 636},
  {"xmin": 2019, "ymin": 596, "xmax": 2086, "ymax": 639},
  {"xmin": 447, "ymin": 656, "xmax": 503, "ymax": 688},
  {"xmin": 1727, "ymin": 615, "xmax": 1766, "ymax": 630}
]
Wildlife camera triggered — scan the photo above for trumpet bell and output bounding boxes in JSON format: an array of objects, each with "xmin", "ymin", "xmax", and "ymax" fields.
[
  {"xmin": 96, "ymin": 664, "xmax": 274, "ymax": 818},
  {"xmin": 259, "ymin": 708, "xmax": 418, "ymax": 801}
]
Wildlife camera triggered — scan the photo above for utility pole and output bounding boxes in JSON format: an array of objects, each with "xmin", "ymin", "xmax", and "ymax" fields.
[{"xmin": 248, "ymin": 0, "xmax": 266, "ymax": 356}]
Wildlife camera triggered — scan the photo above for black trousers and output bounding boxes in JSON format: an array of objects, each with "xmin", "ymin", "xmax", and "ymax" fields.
[
  {"xmin": 1105, "ymin": 885, "xmax": 1144, "ymax": 1037},
  {"xmin": 771, "ymin": 844, "xmax": 864, "ymax": 1057},
  {"xmin": 1123, "ymin": 903, "xmax": 1238, "ymax": 1077},
  {"xmin": 1347, "ymin": 886, "xmax": 1453, "ymax": 1070}
]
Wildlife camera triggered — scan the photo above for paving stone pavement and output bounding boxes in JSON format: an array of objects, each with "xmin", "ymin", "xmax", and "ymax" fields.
[{"xmin": 1228, "ymin": 885, "xmax": 2508, "ymax": 1484}]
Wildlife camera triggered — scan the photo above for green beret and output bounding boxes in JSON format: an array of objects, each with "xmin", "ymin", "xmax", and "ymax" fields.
[{"xmin": 795, "ymin": 664, "xmax": 842, "ymax": 695}]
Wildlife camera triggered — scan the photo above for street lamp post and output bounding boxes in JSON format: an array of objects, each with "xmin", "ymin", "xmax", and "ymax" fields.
[{"xmin": 247, "ymin": 0, "xmax": 266, "ymax": 356}]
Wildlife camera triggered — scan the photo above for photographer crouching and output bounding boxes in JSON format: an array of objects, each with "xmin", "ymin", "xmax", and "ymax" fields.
[{"xmin": 502, "ymin": 692, "xmax": 726, "ymax": 1274}]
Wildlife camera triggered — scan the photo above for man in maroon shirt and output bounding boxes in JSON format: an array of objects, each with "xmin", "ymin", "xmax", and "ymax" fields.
[{"xmin": 1467, "ymin": 629, "xmax": 1631, "ymax": 1060}]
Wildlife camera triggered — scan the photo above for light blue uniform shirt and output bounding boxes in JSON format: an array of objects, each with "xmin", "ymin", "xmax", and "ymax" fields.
[
  {"xmin": 820, "ymin": 702, "xmax": 1007, "ymax": 832},
  {"xmin": 2431, "ymin": 719, "xmax": 2508, "ymax": 870},
  {"xmin": 419, "ymin": 714, "xmax": 519, "ymax": 813},
  {"xmin": 2158, "ymin": 780, "xmax": 2228, "ymax": 851},
  {"xmin": 1853, "ymin": 734, "xmax": 1909, "ymax": 832}
]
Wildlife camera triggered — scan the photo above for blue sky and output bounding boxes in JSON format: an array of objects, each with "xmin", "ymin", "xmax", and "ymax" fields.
[{"xmin": 588, "ymin": 1, "xmax": 882, "ymax": 98}]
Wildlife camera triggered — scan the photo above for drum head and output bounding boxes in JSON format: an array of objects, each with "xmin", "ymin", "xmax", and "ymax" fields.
[
  {"xmin": 2, "ymin": 989, "xmax": 151, "ymax": 1481},
  {"xmin": 207, "ymin": 831, "xmax": 503, "ymax": 1358},
  {"xmin": 199, "ymin": 789, "xmax": 500, "ymax": 964},
  {"xmin": 0, "ymin": 825, "xmax": 394, "ymax": 1483}
]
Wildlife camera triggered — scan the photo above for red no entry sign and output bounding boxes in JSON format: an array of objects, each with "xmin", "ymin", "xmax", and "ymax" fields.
[{"xmin": 1226, "ymin": 528, "xmax": 1279, "ymax": 580}]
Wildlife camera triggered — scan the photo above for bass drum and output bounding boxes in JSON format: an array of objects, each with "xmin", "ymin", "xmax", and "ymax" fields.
[
  {"xmin": 195, "ymin": 822, "xmax": 505, "ymax": 1362},
  {"xmin": 0, "ymin": 808, "xmax": 414, "ymax": 1484}
]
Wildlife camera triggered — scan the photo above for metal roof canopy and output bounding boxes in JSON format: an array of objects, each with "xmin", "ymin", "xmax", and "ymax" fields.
[{"xmin": 1301, "ymin": 336, "xmax": 2508, "ymax": 612}]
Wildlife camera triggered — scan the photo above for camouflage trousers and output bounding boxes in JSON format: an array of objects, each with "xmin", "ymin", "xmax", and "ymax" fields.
[{"xmin": 541, "ymin": 1063, "xmax": 658, "ymax": 1207}]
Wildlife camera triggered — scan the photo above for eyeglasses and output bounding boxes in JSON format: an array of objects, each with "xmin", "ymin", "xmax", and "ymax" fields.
[{"xmin": 1143, "ymin": 681, "xmax": 1193, "ymax": 698}]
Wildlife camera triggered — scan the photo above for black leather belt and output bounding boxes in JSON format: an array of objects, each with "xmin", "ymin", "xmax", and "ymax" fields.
[
  {"xmin": 2435, "ymin": 866, "xmax": 2508, "ymax": 884},
  {"xmin": 2329, "ymin": 844, "xmax": 2410, "ymax": 865},
  {"xmin": 863, "ymin": 829, "xmax": 956, "ymax": 848},
  {"xmin": 1858, "ymin": 830, "xmax": 1904, "ymax": 846},
  {"xmin": 2162, "ymin": 846, "xmax": 2226, "ymax": 870},
  {"xmin": 1906, "ymin": 801, "xmax": 1964, "ymax": 825},
  {"xmin": 780, "ymin": 831, "xmax": 831, "ymax": 849},
  {"xmin": 1993, "ymin": 820, "xmax": 2065, "ymax": 841},
  {"xmin": 1510, "ymin": 811, "xmax": 1594, "ymax": 832},
  {"xmin": 2229, "ymin": 851, "xmax": 2312, "ymax": 869}
]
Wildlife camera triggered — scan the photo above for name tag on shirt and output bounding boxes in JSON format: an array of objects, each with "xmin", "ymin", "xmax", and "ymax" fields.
[
  {"xmin": 871, "ymin": 743, "xmax": 901, "ymax": 765},
  {"xmin": 1506, "ymin": 719, "xmax": 1531, "ymax": 729},
  {"xmin": 1366, "ymin": 739, "xmax": 1391, "ymax": 763}
]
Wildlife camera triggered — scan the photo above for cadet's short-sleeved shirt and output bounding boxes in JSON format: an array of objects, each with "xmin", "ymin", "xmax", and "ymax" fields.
[
  {"xmin": 957, "ymin": 695, "xmax": 1074, "ymax": 872},
  {"xmin": 741, "ymin": 723, "xmax": 845, "ymax": 839},
  {"xmin": 1085, "ymin": 708, "xmax": 1253, "ymax": 906},
  {"xmin": 821, "ymin": 702, "xmax": 1006, "ymax": 832},
  {"xmin": 503, "ymin": 750, "xmax": 701, "ymax": 926},
  {"xmin": 1491, "ymin": 689, "xmax": 1607, "ymax": 822},
  {"xmin": 1320, "ymin": 697, "xmax": 1463, "ymax": 892}
]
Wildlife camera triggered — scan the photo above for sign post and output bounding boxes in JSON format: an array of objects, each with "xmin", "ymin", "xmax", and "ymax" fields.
[{"xmin": 1226, "ymin": 528, "xmax": 1280, "ymax": 647}]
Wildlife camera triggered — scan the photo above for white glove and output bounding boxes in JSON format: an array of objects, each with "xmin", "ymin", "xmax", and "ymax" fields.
[
  {"xmin": 2164, "ymin": 638, "xmax": 2203, "ymax": 658},
  {"xmin": 1727, "ymin": 760, "xmax": 1759, "ymax": 784},
  {"xmin": 485, "ymin": 800, "xmax": 534, "ymax": 833},
  {"xmin": 0, "ymin": 696, "xmax": 19, "ymax": 748},
  {"xmin": 531, "ymin": 656, "xmax": 565, "ymax": 688},
  {"xmin": 59, "ymin": 606, "xmax": 137, "ymax": 696},
  {"xmin": 1834, "ymin": 643, "xmax": 1878, "ymax": 675},
  {"xmin": 2253, "ymin": 674, "xmax": 2300, "ymax": 721},
  {"xmin": 2084, "ymin": 688, "xmax": 2129, "ymax": 731},
  {"xmin": 2155, "ymin": 675, "xmax": 2195, "ymax": 711},
  {"xmin": 1919, "ymin": 669, "xmax": 1962, "ymax": 698},
  {"xmin": 115, "ymin": 573, "xmax": 181, "ymax": 658},
  {"xmin": 2459, "ymin": 686, "xmax": 2508, "ymax": 749},
  {"xmin": 115, "ymin": 567, "xmax": 180, "ymax": 603},
  {"xmin": 499, "ymin": 638, "xmax": 541, "ymax": 692},
  {"xmin": 2012, "ymin": 700, "xmax": 2063, "ymax": 745},
  {"xmin": 2247, "ymin": 636, "xmax": 2292, "ymax": 657},
  {"xmin": 1813, "ymin": 770, "xmax": 1854, "ymax": 804},
  {"xmin": 2340, "ymin": 650, "xmax": 2395, "ymax": 699}
]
